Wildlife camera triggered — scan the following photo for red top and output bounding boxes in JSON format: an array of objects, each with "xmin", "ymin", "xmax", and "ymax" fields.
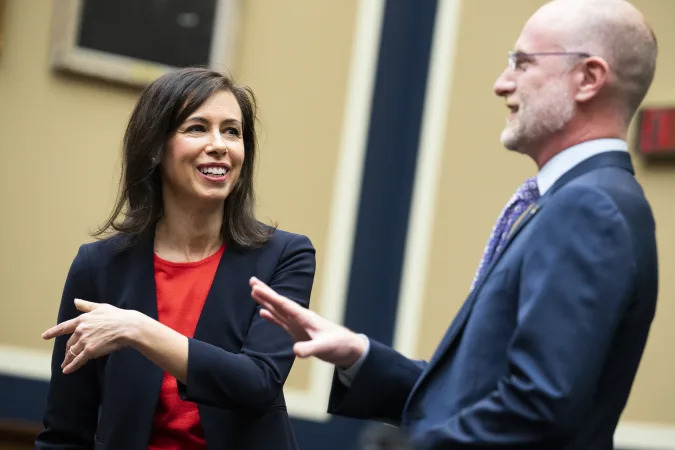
[{"xmin": 147, "ymin": 245, "xmax": 225, "ymax": 450}]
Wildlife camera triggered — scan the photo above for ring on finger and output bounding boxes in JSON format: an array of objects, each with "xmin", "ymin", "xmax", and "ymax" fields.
[{"xmin": 69, "ymin": 347, "xmax": 78, "ymax": 357}]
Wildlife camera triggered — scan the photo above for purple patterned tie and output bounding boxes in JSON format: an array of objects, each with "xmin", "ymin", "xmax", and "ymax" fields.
[{"xmin": 470, "ymin": 177, "xmax": 539, "ymax": 291}]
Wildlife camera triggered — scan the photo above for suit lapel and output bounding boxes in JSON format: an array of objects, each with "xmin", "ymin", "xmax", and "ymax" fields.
[
  {"xmin": 407, "ymin": 150, "xmax": 635, "ymax": 408},
  {"xmin": 406, "ymin": 202, "xmax": 544, "ymax": 412},
  {"xmin": 427, "ymin": 200, "xmax": 542, "ymax": 368}
]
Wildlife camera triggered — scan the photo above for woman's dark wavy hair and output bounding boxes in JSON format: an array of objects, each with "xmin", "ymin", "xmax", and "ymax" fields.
[{"xmin": 94, "ymin": 67, "xmax": 273, "ymax": 250}]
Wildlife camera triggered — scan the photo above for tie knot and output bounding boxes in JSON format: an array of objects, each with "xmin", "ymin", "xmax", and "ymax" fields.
[{"xmin": 517, "ymin": 176, "xmax": 539, "ymax": 202}]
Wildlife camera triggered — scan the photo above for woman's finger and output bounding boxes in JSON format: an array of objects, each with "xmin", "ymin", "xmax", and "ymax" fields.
[
  {"xmin": 65, "ymin": 332, "xmax": 78, "ymax": 352},
  {"xmin": 62, "ymin": 346, "xmax": 88, "ymax": 374},
  {"xmin": 61, "ymin": 342, "xmax": 80, "ymax": 369},
  {"xmin": 42, "ymin": 317, "xmax": 78, "ymax": 340},
  {"xmin": 74, "ymin": 298, "xmax": 100, "ymax": 313}
]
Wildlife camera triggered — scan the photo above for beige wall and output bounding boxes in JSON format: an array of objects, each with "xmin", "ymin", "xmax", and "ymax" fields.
[
  {"xmin": 625, "ymin": 0, "xmax": 675, "ymax": 424},
  {"xmin": 235, "ymin": 0, "xmax": 359, "ymax": 389},
  {"xmin": 0, "ymin": 1, "xmax": 138, "ymax": 349},
  {"xmin": 0, "ymin": 0, "xmax": 673, "ymax": 430},
  {"xmin": 0, "ymin": 0, "xmax": 358, "ymax": 393}
]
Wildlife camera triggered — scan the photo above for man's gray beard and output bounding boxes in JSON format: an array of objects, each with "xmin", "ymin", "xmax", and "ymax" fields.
[
  {"xmin": 499, "ymin": 92, "xmax": 575, "ymax": 152},
  {"xmin": 500, "ymin": 124, "xmax": 524, "ymax": 151}
]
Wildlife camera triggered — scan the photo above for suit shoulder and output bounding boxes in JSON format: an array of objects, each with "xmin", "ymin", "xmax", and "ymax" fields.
[
  {"xmin": 546, "ymin": 183, "xmax": 624, "ymax": 225},
  {"xmin": 554, "ymin": 170, "xmax": 651, "ymax": 218}
]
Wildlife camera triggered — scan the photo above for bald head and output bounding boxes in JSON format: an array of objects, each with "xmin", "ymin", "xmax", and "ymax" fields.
[{"xmin": 528, "ymin": 0, "xmax": 657, "ymax": 124}]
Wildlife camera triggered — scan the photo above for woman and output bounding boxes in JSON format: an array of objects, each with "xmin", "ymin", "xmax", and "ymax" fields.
[{"xmin": 35, "ymin": 68, "xmax": 315, "ymax": 450}]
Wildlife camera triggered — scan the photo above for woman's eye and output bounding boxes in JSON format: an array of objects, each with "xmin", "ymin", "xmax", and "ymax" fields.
[
  {"xmin": 223, "ymin": 127, "xmax": 241, "ymax": 136},
  {"xmin": 185, "ymin": 124, "xmax": 206, "ymax": 133}
]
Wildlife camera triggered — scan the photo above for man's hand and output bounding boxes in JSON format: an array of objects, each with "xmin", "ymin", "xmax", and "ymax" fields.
[{"xmin": 249, "ymin": 277, "xmax": 367, "ymax": 368}]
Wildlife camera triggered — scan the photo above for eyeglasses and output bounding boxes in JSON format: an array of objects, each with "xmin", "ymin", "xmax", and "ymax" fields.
[{"xmin": 507, "ymin": 51, "xmax": 591, "ymax": 71}]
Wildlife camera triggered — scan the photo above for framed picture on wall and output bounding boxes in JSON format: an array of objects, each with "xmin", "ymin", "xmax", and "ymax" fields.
[{"xmin": 50, "ymin": 0, "xmax": 241, "ymax": 86}]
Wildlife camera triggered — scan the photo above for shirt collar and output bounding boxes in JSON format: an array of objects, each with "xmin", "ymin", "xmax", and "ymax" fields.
[{"xmin": 537, "ymin": 138, "xmax": 628, "ymax": 195}]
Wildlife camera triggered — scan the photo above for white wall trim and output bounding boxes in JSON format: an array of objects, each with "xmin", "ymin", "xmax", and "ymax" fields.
[
  {"xmin": 282, "ymin": 0, "xmax": 385, "ymax": 422},
  {"xmin": 393, "ymin": 0, "xmax": 462, "ymax": 357},
  {"xmin": 0, "ymin": 344, "xmax": 51, "ymax": 381},
  {"xmin": 615, "ymin": 421, "xmax": 675, "ymax": 449}
]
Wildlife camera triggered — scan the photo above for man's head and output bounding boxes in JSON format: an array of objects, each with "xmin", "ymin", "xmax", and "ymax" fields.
[{"xmin": 493, "ymin": 0, "xmax": 657, "ymax": 166}]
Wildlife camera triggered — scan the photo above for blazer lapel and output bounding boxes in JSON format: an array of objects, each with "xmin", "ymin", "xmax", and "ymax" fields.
[
  {"xmin": 102, "ymin": 233, "xmax": 163, "ymax": 445},
  {"xmin": 193, "ymin": 244, "xmax": 252, "ymax": 344},
  {"xmin": 124, "ymin": 233, "xmax": 160, "ymax": 319}
]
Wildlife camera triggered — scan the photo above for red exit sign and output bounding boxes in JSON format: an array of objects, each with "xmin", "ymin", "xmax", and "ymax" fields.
[{"xmin": 637, "ymin": 108, "xmax": 675, "ymax": 157}]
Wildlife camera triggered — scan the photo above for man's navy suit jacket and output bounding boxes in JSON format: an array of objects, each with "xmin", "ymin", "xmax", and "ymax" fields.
[
  {"xmin": 329, "ymin": 151, "xmax": 658, "ymax": 450},
  {"xmin": 35, "ymin": 228, "xmax": 315, "ymax": 450}
]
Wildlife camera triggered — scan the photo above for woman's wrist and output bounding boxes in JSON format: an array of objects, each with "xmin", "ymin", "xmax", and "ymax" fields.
[{"xmin": 122, "ymin": 310, "xmax": 149, "ymax": 349}]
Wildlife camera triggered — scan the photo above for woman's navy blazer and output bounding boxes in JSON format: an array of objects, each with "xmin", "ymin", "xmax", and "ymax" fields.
[{"xmin": 35, "ymin": 228, "xmax": 315, "ymax": 450}]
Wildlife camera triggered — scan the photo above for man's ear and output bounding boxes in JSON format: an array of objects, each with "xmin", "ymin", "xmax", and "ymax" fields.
[{"xmin": 575, "ymin": 56, "xmax": 610, "ymax": 103}]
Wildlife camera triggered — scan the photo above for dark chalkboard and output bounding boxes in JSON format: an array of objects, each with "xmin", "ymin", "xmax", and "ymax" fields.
[
  {"xmin": 77, "ymin": 0, "xmax": 217, "ymax": 68},
  {"xmin": 50, "ymin": 0, "xmax": 239, "ymax": 86}
]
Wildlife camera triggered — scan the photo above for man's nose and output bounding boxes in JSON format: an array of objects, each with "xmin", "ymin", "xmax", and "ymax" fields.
[{"xmin": 493, "ymin": 68, "xmax": 516, "ymax": 97}]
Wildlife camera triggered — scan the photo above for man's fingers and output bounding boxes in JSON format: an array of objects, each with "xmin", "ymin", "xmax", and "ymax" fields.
[
  {"xmin": 250, "ymin": 279, "xmax": 309, "ymax": 320},
  {"xmin": 294, "ymin": 337, "xmax": 338, "ymax": 359},
  {"xmin": 250, "ymin": 283, "xmax": 281, "ymax": 304},
  {"xmin": 251, "ymin": 282, "xmax": 296, "ymax": 309},
  {"xmin": 294, "ymin": 339, "xmax": 327, "ymax": 359},
  {"xmin": 251, "ymin": 286, "xmax": 305, "ymax": 316},
  {"xmin": 255, "ymin": 297, "xmax": 282, "ymax": 317}
]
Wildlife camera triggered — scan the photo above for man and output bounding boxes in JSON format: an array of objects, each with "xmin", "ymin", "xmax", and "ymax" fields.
[{"xmin": 250, "ymin": 0, "xmax": 659, "ymax": 448}]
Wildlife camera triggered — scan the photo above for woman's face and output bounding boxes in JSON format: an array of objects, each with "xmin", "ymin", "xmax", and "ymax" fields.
[{"xmin": 161, "ymin": 90, "xmax": 245, "ymax": 208}]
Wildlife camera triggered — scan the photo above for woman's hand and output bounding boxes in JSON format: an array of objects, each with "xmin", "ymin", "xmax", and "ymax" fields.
[{"xmin": 42, "ymin": 299, "xmax": 141, "ymax": 374}]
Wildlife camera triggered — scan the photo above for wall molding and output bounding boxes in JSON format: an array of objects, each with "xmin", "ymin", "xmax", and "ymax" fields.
[
  {"xmin": 615, "ymin": 421, "xmax": 675, "ymax": 449},
  {"xmin": 0, "ymin": 345, "xmax": 51, "ymax": 381}
]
